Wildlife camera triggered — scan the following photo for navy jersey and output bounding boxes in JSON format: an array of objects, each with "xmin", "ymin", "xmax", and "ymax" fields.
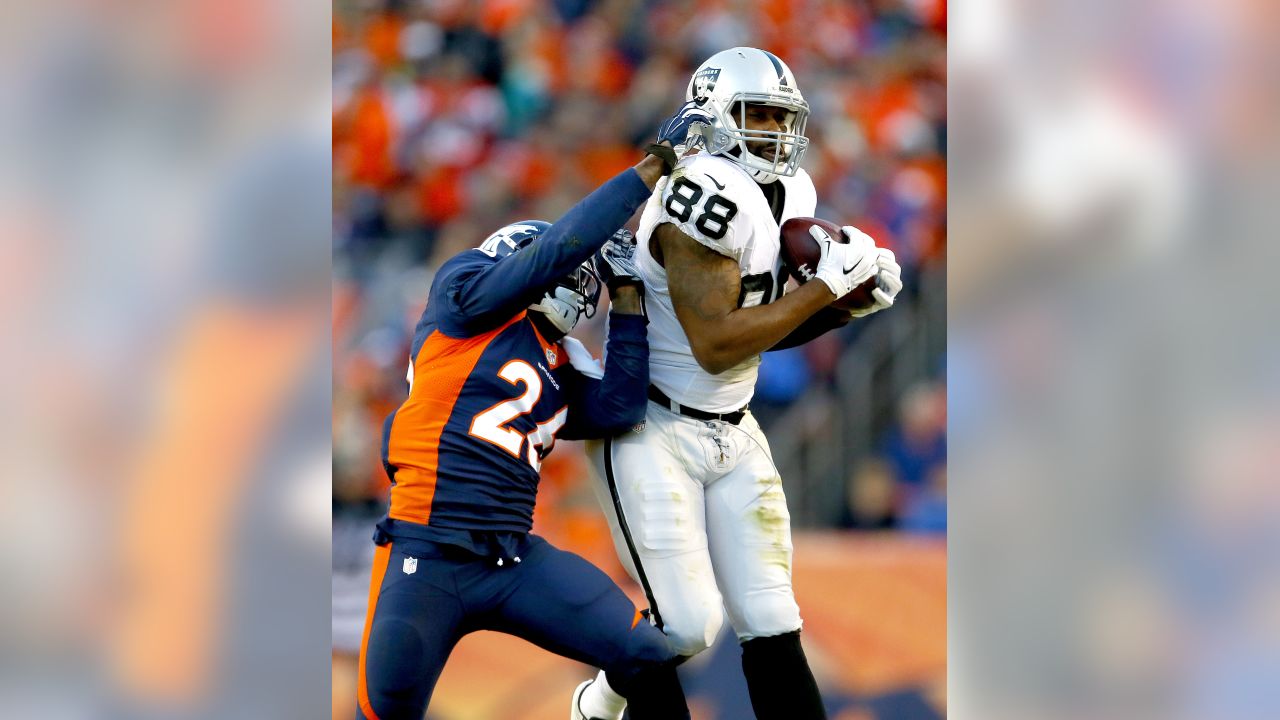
[{"xmin": 379, "ymin": 168, "xmax": 652, "ymax": 540}]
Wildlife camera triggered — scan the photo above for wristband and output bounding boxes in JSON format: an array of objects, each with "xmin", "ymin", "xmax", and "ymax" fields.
[{"xmin": 644, "ymin": 143, "xmax": 678, "ymax": 175}]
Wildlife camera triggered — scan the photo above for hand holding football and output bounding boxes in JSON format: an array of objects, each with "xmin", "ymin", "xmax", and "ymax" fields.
[{"xmin": 779, "ymin": 217, "xmax": 878, "ymax": 311}]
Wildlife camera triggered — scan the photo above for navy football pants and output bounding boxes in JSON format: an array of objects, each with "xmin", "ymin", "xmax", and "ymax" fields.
[{"xmin": 356, "ymin": 533, "xmax": 678, "ymax": 720}]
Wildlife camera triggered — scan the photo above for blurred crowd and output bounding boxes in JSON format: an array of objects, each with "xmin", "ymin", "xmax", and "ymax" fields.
[
  {"xmin": 842, "ymin": 378, "xmax": 947, "ymax": 533},
  {"xmin": 332, "ymin": 0, "xmax": 947, "ymax": 530},
  {"xmin": 947, "ymin": 0, "xmax": 1280, "ymax": 715}
]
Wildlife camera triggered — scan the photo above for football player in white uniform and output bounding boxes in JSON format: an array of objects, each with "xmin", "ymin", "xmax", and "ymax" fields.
[{"xmin": 569, "ymin": 48, "xmax": 903, "ymax": 720}]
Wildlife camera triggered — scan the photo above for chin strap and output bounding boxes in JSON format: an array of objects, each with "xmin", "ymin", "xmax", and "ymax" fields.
[
  {"xmin": 720, "ymin": 144, "xmax": 781, "ymax": 184},
  {"xmin": 528, "ymin": 297, "xmax": 576, "ymax": 337},
  {"xmin": 749, "ymin": 167, "xmax": 780, "ymax": 184}
]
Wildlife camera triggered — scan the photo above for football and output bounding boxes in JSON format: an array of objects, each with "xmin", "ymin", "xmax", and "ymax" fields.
[{"xmin": 779, "ymin": 217, "xmax": 878, "ymax": 311}]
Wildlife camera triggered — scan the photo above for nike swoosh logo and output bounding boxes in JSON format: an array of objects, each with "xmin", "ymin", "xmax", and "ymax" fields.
[{"xmin": 707, "ymin": 176, "xmax": 725, "ymax": 191}]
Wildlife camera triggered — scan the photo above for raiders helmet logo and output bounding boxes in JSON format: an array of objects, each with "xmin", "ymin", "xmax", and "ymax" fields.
[{"xmin": 691, "ymin": 67, "xmax": 721, "ymax": 104}]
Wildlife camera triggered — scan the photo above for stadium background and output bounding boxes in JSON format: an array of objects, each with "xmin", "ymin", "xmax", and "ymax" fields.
[{"xmin": 331, "ymin": 1, "xmax": 946, "ymax": 718}]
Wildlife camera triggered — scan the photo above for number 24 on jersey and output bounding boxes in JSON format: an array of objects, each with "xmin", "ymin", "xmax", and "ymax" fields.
[{"xmin": 467, "ymin": 360, "xmax": 567, "ymax": 471}]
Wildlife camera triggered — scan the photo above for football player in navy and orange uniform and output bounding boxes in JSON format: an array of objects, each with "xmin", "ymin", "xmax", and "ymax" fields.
[{"xmin": 354, "ymin": 102, "xmax": 711, "ymax": 720}]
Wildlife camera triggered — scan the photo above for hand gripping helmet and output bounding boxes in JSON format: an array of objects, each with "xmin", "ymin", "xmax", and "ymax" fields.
[
  {"xmin": 686, "ymin": 47, "xmax": 810, "ymax": 184},
  {"xmin": 475, "ymin": 220, "xmax": 601, "ymax": 335}
]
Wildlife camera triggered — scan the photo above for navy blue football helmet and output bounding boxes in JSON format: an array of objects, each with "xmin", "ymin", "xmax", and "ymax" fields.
[{"xmin": 475, "ymin": 220, "xmax": 601, "ymax": 334}]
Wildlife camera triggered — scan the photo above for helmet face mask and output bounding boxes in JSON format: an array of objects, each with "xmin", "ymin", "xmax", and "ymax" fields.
[
  {"xmin": 688, "ymin": 48, "xmax": 810, "ymax": 183},
  {"xmin": 530, "ymin": 262, "xmax": 601, "ymax": 336},
  {"xmin": 719, "ymin": 98, "xmax": 809, "ymax": 178}
]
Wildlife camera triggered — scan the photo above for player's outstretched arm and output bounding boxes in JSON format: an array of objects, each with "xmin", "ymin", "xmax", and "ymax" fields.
[
  {"xmin": 442, "ymin": 171, "xmax": 655, "ymax": 334},
  {"xmin": 560, "ymin": 284, "xmax": 649, "ymax": 439},
  {"xmin": 441, "ymin": 104, "xmax": 709, "ymax": 334},
  {"xmin": 659, "ymin": 223, "xmax": 838, "ymax": 374}
]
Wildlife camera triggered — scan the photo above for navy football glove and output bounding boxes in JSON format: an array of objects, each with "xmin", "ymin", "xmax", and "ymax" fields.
[
  {"xmin": 592, "ymin": 228, "xmax": 642, "ymax": 290},
  {"xmin": 646, "ymin": 101, "xmax": 714, "ymax": 175}
]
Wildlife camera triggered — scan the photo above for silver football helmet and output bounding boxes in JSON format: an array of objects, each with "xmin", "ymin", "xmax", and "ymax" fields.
[{"xmin": 686, "ymin": 47, "xmax": 810, "ymax": 184}]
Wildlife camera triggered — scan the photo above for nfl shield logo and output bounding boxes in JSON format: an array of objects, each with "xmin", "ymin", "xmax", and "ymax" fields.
[
  {"xmin": 403, "ymin": 557, "xmax": 418, "ymax": 575},
  {"xmin": 546, "ymin": 348, "xmax": 557, "ymax": 364}
]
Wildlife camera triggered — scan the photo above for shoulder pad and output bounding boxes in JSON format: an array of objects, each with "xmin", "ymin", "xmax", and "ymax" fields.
[
  {"xmin": 779, "ymin": 167, "xmax": 818, "ymax": 219},
  {"xmin": 659, "ymin": 156, "xmax": 750, "ymax": 261}
]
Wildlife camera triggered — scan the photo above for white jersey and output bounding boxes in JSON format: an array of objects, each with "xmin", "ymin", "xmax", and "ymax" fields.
[{"xmin": 633, "ymin": 153, "xmax": 816, "ymax": 413}]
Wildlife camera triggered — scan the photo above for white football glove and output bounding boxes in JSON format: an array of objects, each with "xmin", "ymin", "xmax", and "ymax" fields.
[
  {"xmin": 812, "ymin": 224, "xmax": 878, "ymax": 299},
  {"xmin": 848, "ymin": 247, "xmax": 904, "ymax": 317}
]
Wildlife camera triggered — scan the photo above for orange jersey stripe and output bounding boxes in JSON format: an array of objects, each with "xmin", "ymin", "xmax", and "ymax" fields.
[
  {"xmin": 386, "ymin": 313, "xmax": 525, "ymax": 524},
  {"xmin": 357, "ymin": 543, "xmax": 392, "ymax": 720},
  {"xmin": 529, "ymin": 319, "xmax": 567, "ymax": 369}
]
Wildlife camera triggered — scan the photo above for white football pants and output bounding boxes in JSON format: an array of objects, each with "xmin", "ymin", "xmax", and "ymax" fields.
[{"xmin": 586, "ymin": 401, "xmax": 802, "ymax": 657}]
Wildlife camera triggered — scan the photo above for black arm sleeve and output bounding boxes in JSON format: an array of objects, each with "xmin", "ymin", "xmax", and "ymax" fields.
[
  {"xmin": 444, "ymin": 169, "xmax": 652, "ymax": 334},
  {"xmin": 560, "ymin": 313, "xmax": 649, "ymax": 440},
  {"xmin": 768, "ymin": 306, "xmax": 852, "ymax": 351}
]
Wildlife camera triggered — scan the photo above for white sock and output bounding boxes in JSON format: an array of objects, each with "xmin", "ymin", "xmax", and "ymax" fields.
[{"xmin": 578, "ymin": 669, "xmax": 626, "ymax": 720}]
